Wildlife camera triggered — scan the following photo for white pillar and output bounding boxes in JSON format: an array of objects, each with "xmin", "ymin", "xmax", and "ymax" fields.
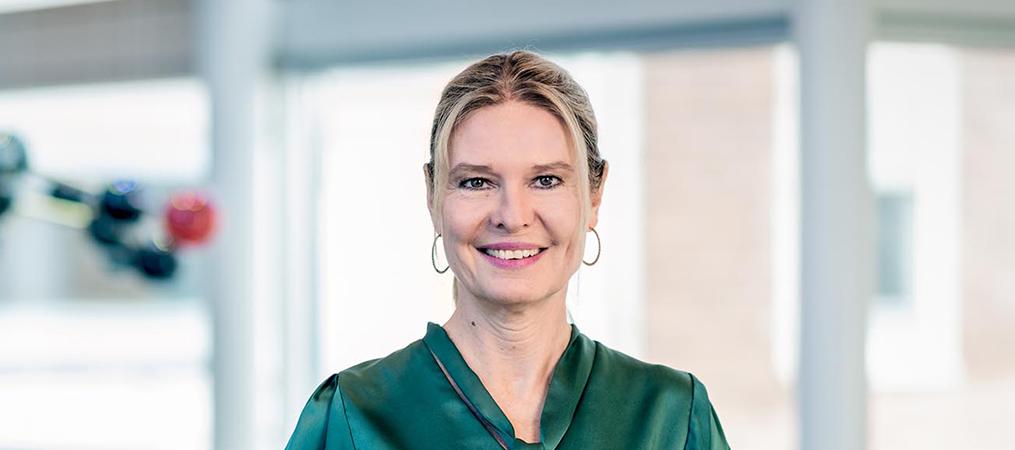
[
  {"xmin": 198, "ymin": 0, "xmax": 273, "ymax": 449},
  {"xmin": 280, "ymin": 80, "xmax": 324, "ymax": 427},
  {"xmin": 795, "ymin": 0, "xmax": 872, "ymax": 449}
]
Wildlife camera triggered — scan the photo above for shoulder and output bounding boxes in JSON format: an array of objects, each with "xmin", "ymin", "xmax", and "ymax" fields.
[
  {"xmin": 589, "ymin": 338, "xmax": 697, "ymax": 399},
  {"xmin": 285, "ymin": 374, "xmax": 354, "ymax": 450},
  {"xmin": 587, "ymin": 339, "xmax": 730, "ymax": 449},
  {"xmin": 335, "ymin": 339, "xmax": 430, "ymax": 401},
  {"xmin": 338, "ymin": 339, "xmax": 426, "ymax": 378},
  {"xmin": 285, "ymin": 340, "xmax": 429, "ymax": 450}
]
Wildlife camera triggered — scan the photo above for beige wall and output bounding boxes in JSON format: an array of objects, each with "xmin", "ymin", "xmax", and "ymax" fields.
[
  {"xmin": 641, "ymin": 47, "xmax": 792, "ymax": 449},
  {"xmin": 961, "ymin": 48, "xmax": 1015, "ymax": 379}
]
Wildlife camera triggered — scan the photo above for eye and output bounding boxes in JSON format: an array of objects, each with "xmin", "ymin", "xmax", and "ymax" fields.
[
  {"xmin": 459, "ymin": 177, "xmax": 491, "ymax": 190},
  {"xmin": 533, "ymin": 175, "xmax": 562, "ymax": 189}
]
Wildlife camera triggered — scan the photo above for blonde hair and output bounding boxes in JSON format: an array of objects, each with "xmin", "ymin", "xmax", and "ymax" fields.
[{"xmin": 425, "ymin": 50, "xmax": 606, "ymax": 227}]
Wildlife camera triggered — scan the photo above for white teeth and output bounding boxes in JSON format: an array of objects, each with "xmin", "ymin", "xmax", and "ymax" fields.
[{"xmin": 483, "ymin": 248, "xmax": 542, "ymax": 260}]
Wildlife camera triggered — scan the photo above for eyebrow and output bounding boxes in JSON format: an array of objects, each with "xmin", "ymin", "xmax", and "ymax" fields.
[
  {"xmin": 448, "ymin": 161, "xmax": 574, "ymax": 177},
  {"xmin": 531, "ymin": 161, "xmax": 574, "ymax": 173},
  {"xmin": 448, "ymin": 163, "xmax": 495, "ymax": 178}
]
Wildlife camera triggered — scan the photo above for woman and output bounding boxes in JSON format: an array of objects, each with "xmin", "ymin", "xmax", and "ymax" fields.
[{"xmin": 286, "ymin": 50, "xmax": 730, "ymax": 450}]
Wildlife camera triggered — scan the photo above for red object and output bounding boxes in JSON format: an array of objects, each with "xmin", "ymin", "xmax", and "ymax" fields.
[{"xmin": 165, "ymin": 192, "xmax": 216, "ymax": 245}]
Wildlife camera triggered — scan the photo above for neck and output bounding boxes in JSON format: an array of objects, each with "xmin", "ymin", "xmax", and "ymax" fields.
[
  {"xmin": 444, "ymin": 288, "xmax": 571, "ymax": 376},
  {"xmin": 442, "ymin": 287, "xmax": 572, "ymax": 438}
]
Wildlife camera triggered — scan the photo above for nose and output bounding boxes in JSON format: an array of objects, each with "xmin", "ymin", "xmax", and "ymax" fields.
[{"xmin": 491, "ymin": 184, "xmax": 533, "ymax": 232}]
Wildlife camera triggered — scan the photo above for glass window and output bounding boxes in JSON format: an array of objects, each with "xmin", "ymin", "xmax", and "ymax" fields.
[
  {"xmin": 866, "ymin": 43, "xmax": 1015, "ymax": 450},
  {"xmin": 875, "ymin": 190, "xmax": 914, "ymax": 304},
  {"xmin": 0, "ymin": 77, "xmax": 211, "ymax": 450}
]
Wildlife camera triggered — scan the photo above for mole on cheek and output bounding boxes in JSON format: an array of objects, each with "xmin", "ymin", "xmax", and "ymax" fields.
[{"xmin": 471, "ymin": 321, "xmax": 476, "ymax": 327}]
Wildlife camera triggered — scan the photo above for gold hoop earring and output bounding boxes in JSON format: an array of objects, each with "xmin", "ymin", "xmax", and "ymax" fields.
[
  {"xmin": 432, "ymin": 233, "xmax": 450, "ymax": 274},
  {"xmin": 582, "ymin": 227, "xmax": 601, "ymax": 266}
]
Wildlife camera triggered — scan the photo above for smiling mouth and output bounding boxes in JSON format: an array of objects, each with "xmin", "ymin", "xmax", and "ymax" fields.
[{"xmin": 478, "ymin": 247, "xmax": 547, "ymax": 260}]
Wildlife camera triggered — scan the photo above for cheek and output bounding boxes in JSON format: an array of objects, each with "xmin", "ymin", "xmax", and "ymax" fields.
[
  {"xmin": 536, "ymin": 192, "xmax": 583, "ymax": 246},
  {"xmin": 440, "ymin": 196, "xmax": 490, "ymax": 248}
]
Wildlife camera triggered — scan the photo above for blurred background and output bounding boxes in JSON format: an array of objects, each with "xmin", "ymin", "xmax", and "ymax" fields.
[{"xmin": 0, "ymin": 0, "xmax": 1013, "ymax": 449}]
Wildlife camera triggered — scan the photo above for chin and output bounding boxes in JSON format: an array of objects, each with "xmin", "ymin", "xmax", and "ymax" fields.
[
  {"xmin": 482, "ymin": 289, "xmax": 541, "ymax": 305},
  {"xmin": 476, "ymin": 282, "xmax": 559, "ymax": 306}
]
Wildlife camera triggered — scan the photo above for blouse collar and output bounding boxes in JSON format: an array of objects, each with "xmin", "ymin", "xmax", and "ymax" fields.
[{"xmin": 422, "ymin": 321, "xmax": 595, "ymax": 449}]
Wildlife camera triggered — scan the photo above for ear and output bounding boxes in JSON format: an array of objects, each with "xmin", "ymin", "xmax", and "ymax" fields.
[
  {"xmin": 424, "ymin": 162, "xmax": 439, "ymax": 232},
  {"xmin": 587, "ymin": 161, "xmax": 609, "ymax": 230}
]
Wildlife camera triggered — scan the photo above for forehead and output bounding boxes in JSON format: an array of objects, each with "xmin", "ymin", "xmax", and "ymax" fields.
[{"xmin": 449, "ymin": 101, "xmax": 572, "ymax": 167}]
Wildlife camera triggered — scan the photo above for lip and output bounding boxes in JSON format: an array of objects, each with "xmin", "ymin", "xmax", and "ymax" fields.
[
  {"xmin": 475, "ymin": 243, "xmax": 548, "ymax": 269},
  {"xmin": 479, "ymin": 242, "xmax": 544, "ymax": 250}
]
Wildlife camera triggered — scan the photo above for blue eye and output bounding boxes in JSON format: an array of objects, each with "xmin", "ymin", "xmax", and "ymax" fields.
[
  {"xmin": 533, "ymin": 175, "xmax": 562, "ymax": 189},
  {"xmin": 459, "ymin": 177, "xmax": 490, "ymax": 190}
]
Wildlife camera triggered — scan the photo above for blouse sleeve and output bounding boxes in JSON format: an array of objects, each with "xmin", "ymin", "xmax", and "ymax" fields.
[
  {"xmin": 684, "ymin": 373, "xmax": 731, "ymax": 450},
  {"xmin": 285, "ymin": 374, "xmax": 356, "ymax": 450}
]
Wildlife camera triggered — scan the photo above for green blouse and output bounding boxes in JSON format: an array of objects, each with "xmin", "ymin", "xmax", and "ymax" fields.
[{"xmin": 285, "ymin": 322, "xmax": 730, "ymax": 449}]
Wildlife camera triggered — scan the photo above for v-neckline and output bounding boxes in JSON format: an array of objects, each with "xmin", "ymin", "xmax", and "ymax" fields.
[{"xmin": 422, "ymin": 321, "xmax": 596, "ymax": 449}]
